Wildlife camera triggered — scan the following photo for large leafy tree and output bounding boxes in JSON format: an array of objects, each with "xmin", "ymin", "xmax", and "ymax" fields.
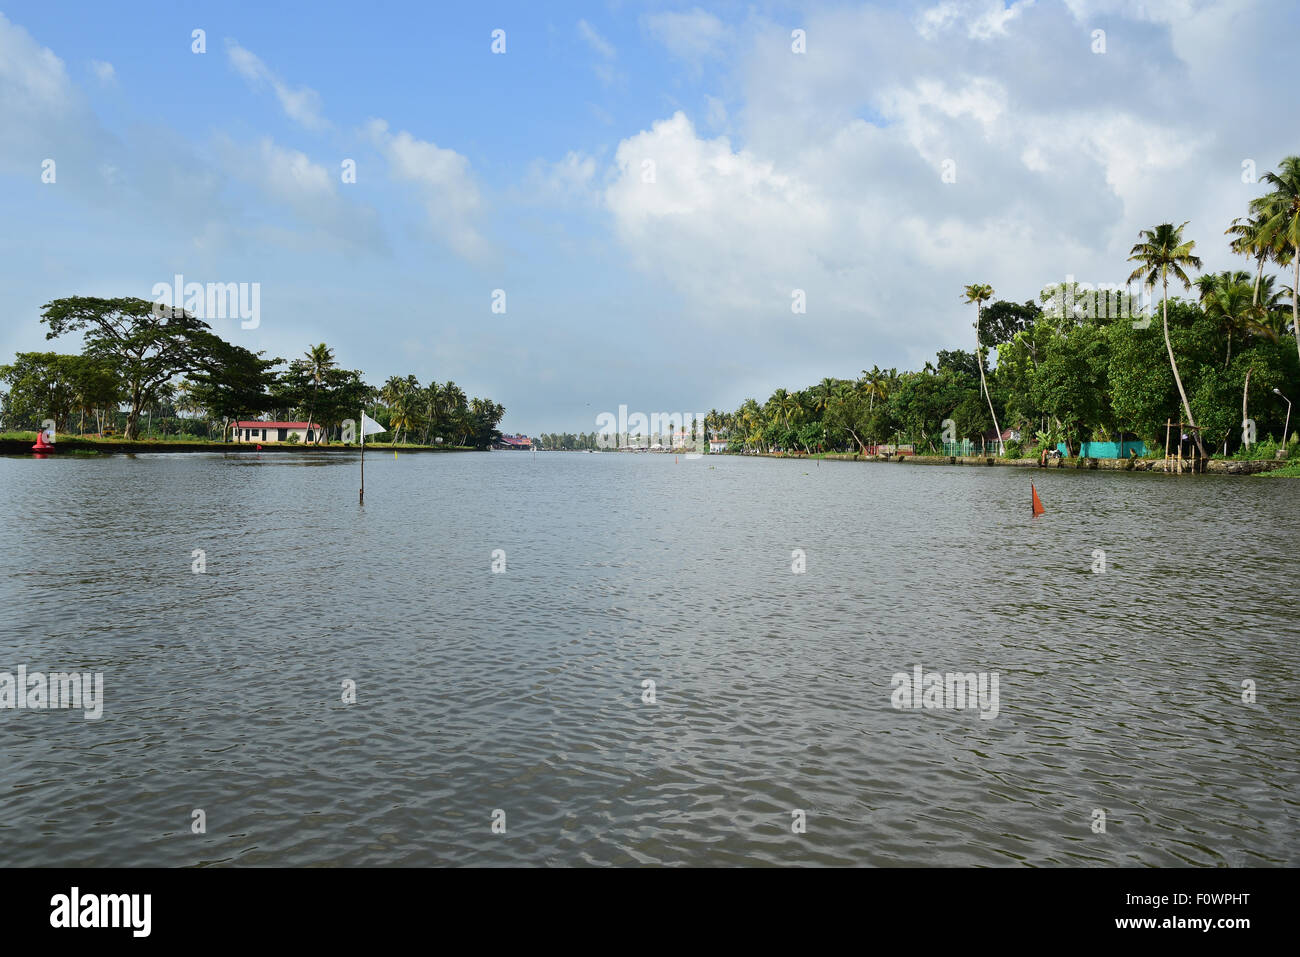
[
  {"xmin": 464, "ymin": 397, "xmax": 505, "ymax": 449},
  {"xmin": 0, "ymin": 352, "xmax": 117, "ymax": 433},
  {"xmin": 981, "ymin": 299, "xmax": 1042, "ymax": 345},
  {"xmin": 184, "ymin": 337, "xmax": 282, "ymax": 440},
  {"xmin": 1030, "ymin": 323, "xmax": 1110, "ymax": 453},
  {"xmin": 318, "ymin": 368, "xmax": 374, "ymax": 442},
  {"xmin": 40, "ymin": 297, "xmax": 213, "ymax": 439},
  {"xmin": 1126, "ymin": 223, "xmax": 1208, "ymax": 460}
]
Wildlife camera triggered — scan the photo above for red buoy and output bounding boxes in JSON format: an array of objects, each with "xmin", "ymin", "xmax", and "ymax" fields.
[{"xmin": 1031, "ymin": 483, "xmax": 1046, "ymax": 517}]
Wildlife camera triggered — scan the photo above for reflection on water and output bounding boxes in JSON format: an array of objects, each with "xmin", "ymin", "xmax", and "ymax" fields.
[{"xmin": 0, "ymin": 451, "xmax": 1296, "ymax": 866}]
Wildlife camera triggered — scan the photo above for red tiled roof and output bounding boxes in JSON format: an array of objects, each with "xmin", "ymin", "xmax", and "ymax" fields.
[{"xmin": 234, "ymin": 421, "xmax": 320, "ymax": 429}]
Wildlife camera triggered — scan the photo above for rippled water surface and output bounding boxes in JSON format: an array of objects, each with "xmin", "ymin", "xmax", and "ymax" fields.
[{"xmin": 1, "ymin": 450, "xmax": 1297, "ymax": 866}]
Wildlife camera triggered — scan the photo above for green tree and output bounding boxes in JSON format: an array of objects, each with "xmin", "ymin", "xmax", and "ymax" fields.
[
  {"xmin": 1252, "ymin": 156, "xmax": 1300, "ymax": 365},
  {"xmin": 299, "ymin": 343, "xmax": 336, "ymax": 444},
  {"xmin": 40, "ymin": 297, "xmax": 212, "ymax": 439},
  {"xmin": 184, "ymin": 339, "xmax": 282, "ymax": 440},
  {"xmin": 1126, "ymin": 223, "xmax": 1208, "ymax": 460},
  {"xmin": 0, "ymin": 352, "xmax": 103, "ymax": 433},
  {"xmin": 963, "ymin": 283, "xmax": 1003, "ymax": 454}
]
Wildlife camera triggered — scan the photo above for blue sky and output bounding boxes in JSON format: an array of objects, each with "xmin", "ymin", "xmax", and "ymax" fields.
[{"xmin": 2, "ymin": 0, "xmax": 1297, "ymax": 433}]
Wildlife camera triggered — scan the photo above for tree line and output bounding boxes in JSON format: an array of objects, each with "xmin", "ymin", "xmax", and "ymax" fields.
[
  {"xmin": 0, "ymin": 297, "xmax": 505, "ymax": 448},
  {"xmin": 706, "ymin": 156, "xmax": 1300, "ymax": 459}
]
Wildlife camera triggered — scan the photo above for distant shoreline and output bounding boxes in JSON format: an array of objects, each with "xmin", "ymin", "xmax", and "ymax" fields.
[{"xmin": 0, "ymin": 436, "xmax": 475, "ymax": 456}]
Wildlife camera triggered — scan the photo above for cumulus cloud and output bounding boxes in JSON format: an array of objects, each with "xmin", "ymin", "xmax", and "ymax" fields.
[
  {"xmin": 599, "ymin": 0, "xmax": 1295, "ymax": 380},
  {"xmin": 226, "ymin": 41, "xmax": 328, "ymax": 131},
  {"xmin": 365, "ymin": 119, "xmax": 487, "ymax": 259},
  {"xmin": 605, "ymin": 112, "xmax": 834, "ymax": 315}
]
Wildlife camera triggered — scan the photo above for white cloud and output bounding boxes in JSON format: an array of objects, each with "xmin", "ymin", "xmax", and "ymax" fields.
[
  {"xmin": 917, "ymin": 0, "xmax": 1037, "ymax": 40},
  {"xmin": 89, "ymin": 59, "xmax": 115, "ymax": 85},
  {"xmin": 0, "ymin": 12, "xmax": 76, "ymax": 119},
  {"xmin": 215, "ymin": 137, "xmax": 386, "ymax": 253},
  {"xmin": 527, "ymin": 151, "xmax": 598, "ymax": 203},
  {"xmin": 604, "ymin": 112, "xmax": 833, "ymax": 313},
  {"xmin": 365, "ymin": 119, "xmax": 487, "ymax": 259},
  {"xmin": 226, "ymin": 41, "xmax": 327, "ymax": 131},
  {"xmin": 643, "ymin": 8, "xmax": 728, "ymax": 63},
  {"xmin": 577, "ymin": 19, "xmax": 615, "ymax": 59}
]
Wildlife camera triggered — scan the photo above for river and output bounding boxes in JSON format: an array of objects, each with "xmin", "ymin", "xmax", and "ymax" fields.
[{"xmin": 1, "ymin": 450, "xmax": 1296, "ymax": 866}]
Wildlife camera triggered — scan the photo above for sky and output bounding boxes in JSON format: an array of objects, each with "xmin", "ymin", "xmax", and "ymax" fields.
[{"xmin": 1, "ymin": 0, "xmax": 1296, "ymax": 435}]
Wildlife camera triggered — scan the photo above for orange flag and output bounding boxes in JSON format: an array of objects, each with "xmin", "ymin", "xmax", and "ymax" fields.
[{"xmin": 1031, "ymin": 483, "xmax": 1045, "ymax": 517}]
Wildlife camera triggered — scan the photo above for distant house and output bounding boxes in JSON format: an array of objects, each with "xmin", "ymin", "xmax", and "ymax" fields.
[
  {"xmin": 232, "ymin": 421, "xmax": 321, "ymax": 444},
  {"xmin": 494, "ymin": 433, "xmax": 533, "ymax": 450},
  {"xmin": 708, "ymin": 438, "xmax": 728, "ymax": 453},
  {"xmin": 981, "ymin": 428, "xmax": 1021, "ymax": 444}
]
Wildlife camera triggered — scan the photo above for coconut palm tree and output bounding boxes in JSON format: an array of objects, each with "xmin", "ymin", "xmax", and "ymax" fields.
[
  {"xmin": 1126, "ymin": 222, "xmax": 1207, "ymax": 461},
  {"xmin": 1195, "ymin": 271, "xmax": 1256, "ymax": 367},
  {"xmin": 963, "ymin": 283, "xmax": 1003, "ymax": 454},
  {"xmin": 300, "ymin": 343, "xmax": 335, "ymax": 445},
  {"xmin": 1225, "ymin": 212, "xmax": 1279, "ymax": 305},
  {"xmin": 1252, "ymin": 156, "xmax": 1300, "ymax": 365},
  {"xmin": 706, "ymin": 408, "xmax": 722, "ymax": 447},
  {"xmin": 738, "ymin": 398, "xmax": 763, "ymax": 451},
  {"xmin": 808, "ymin": 377, "xmax": 838, "ymax": 420},
  {"xmin": 860, "ymin": 366, "xmax": 884, "ymax": 412}
]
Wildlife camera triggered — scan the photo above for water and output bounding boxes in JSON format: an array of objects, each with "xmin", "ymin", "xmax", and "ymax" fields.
[{"xmin": 1, "ymin": 450, "xmax": 1297, "ymax": 866}]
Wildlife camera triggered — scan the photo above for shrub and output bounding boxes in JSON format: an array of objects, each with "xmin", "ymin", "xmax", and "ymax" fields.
[{"xmin": 1004, "ymin": 440, "xmax": 1023, "ymax": 458}]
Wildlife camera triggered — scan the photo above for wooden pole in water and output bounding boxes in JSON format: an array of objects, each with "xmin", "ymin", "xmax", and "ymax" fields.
[{"xmin": 359, "ymin": 424, "xmax": 365, "ymax": 505}]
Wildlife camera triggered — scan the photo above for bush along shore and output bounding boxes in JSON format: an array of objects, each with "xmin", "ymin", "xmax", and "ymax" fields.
[{"xmin": 748, "ymin": 449, "xmax": 1292, "ymax": 475}]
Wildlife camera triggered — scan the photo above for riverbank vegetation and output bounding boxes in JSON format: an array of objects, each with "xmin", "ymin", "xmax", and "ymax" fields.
[
  {"xmin": 0, "ymin": 297, "xmax": 505, "ymax": 448},
  {"xmin": 708, "ymin": 156, "xmax": 1300, "ymax": 462}
]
